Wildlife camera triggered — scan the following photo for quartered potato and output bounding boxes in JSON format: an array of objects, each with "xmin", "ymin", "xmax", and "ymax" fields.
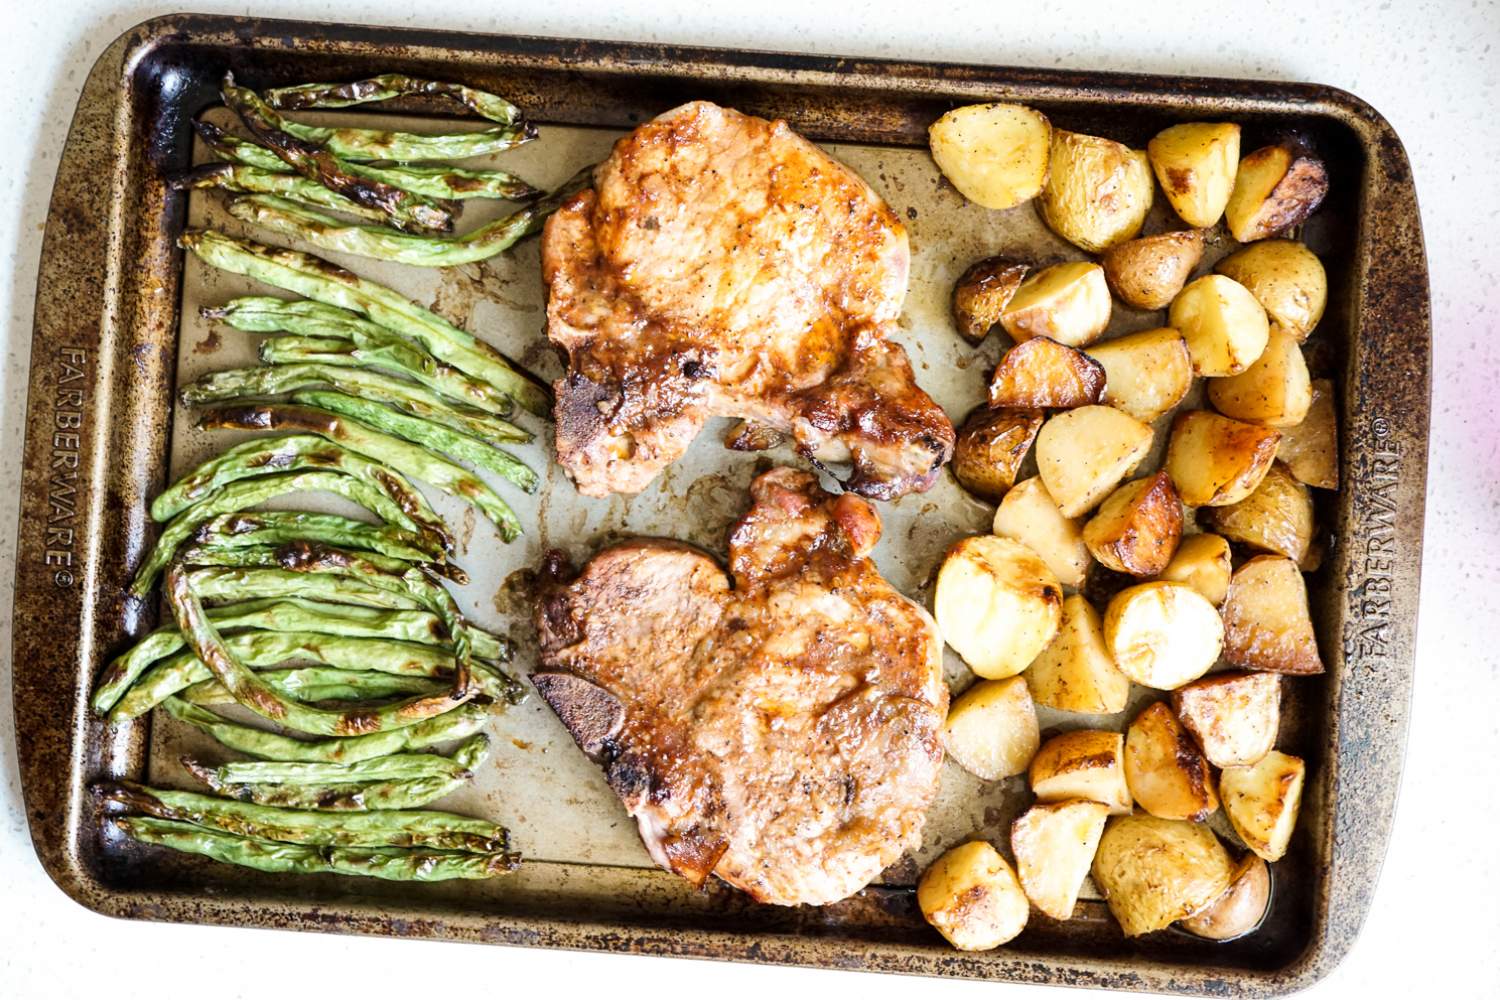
[
  {"xmin": 1030, "ymin": 730, "xmax": 1132, "ymax": 814},
  {"xmin": 1220, "ymin": 751, "xmax": 1305, "ymax": 862},
  {"xmin": 952, "ymin": 407, "xmax": 1044, "ymax": 503},
  {"xmin": 1221, "ymin": 556, "xmax": 1323, "ymax": 675},
  {"xmin": 935, "ymin": 535, "xmax": 1063, "ymax": 679},
  {"xmin": 1172, "ymin": 671, "xmax": 1281, "ymax": 768},
  {"xmin": 943, "ymin": 675, "xmax": 1041, "ymax": 781},
  {"xmin": 1011, "ymin": 800, "xmax": 1111, "ymax": 920},
  {"xmin": 1125, "ymin": 701, "xmax": 1219, "ymax": 822},
  {"xmin": 1104, "ymin": 581, "xmax": 1223, "ymax": 690},
  {"xmin": 999, "ymin": 262, "xmax": 1112, "ymax": 347},
  {"xmin": 1277, "ymin": 378, "xmax": 1339, "ymax": 489},
  {"xmin": 1164, "ymin": 410, "xmax": 1282, "ymax": 507},
  {"xmin": 1156, "ymin": 533, "xmax": 1232, "ymax": 605},
  {"xmin": 1207, "ymin": 328, "xmax": 1313, "ymax": 427},
  {"xmin": 1086, "ymin": 327, "xmax": 1194, "ymax": 423},
  {"xmin": 953, "ymin": 257, "xmax": 1030, "ymax": 344},
  {"xmin": 1201, "ymin": 462, "xmax": 1314, "ymax": 564},
  {"xmin": 1039, "ymin": 129, "xmax": 1154, "ymax": 253},
  {"xmin": 1092, "ymin": 815, "xmax": 1235, "ymax": 937},
  {"xmin": 1169, "ymin": 275, "xmax": 1270, "ymax": 377},
  {"xmin": 1225, "ymin": 141, "xmax": 1329, "ymax": 243},
  {"xmin": 918, "ymin": 840, "xmax": 1031, "ymax": 950},
  {"xmin": 1035, "ymin": 405, "xmax": 1154, "ymax": 518},
  {"xmin": 993, "ymin": 476, "xmax": 1092, "ymax": 589},
  {"xmin": 987, "ymin": 337, "xmax": 1106, "ymax": 409},
  {"xmin": 1215, "ymin": 239, "xmax": 1327, "ymax": 341},
  {"xmin": 1025, "ymin": 594, "xmax": 1131, "ymax": 714},
  {"xmin": 1179, "ymin": 854, "xmax": 1271, "ymax": 940},
  {"xmin": 1100, "ymin": 230, "xmax": 1205, "ymax": 310},
  {"xmin": 1147, "ymin": 122, "xmax": 1241, "ymax": 228},
  {"xmin": 1083, "ymin": 472, "xmax": 1184, "ymax": 577},
  {"xmin": 930, "ymin": 103, "xmax": 1053, "ymax": 211}
]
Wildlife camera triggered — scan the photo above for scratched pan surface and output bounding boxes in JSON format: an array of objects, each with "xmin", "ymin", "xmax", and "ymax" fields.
[{"xmin": 15, "ymin": 15, "xmax": 1430, "ymax": 997}]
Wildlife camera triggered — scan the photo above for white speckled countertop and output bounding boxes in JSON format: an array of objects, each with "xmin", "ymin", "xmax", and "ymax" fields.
[{"xmin": 3, "ymin": 2, "xmax": 1497, "ymax": 997}]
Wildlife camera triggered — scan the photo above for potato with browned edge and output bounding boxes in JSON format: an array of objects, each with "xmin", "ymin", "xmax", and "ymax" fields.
[
  {"xmin": 1201, "ymin": 461, "xmax": 1314, "ymax": 564},
  {"xmin": 1207, "ymin": 328, "xmax": 1312, "ymax": 428},
  {"xmin": 1225, "ymin": 140, "xmax": 1329, "ymax": 243},
  {"xmin": 1092, "ymin": 815, "xmax": 1235, "ymax": 937},
  {"xmin": 1179, "ymin": 855, "xmax": 1271, "ymax": 940},
  {"xmin": 988, "ymin": 337, "xmax": 1105, "ymax": 409},
  {"xmin": 1086, "ymin": 327, "xmax": 1194, "ymax": 423},
  {"xmin": 935, "ymin": 535, "xmax": 1063, "ymax": 680},
  {"xmin": 1148, "ymin": 123, "xmax": 1241, "ymax": 228},
  {"xmin": 1215, "ymin": 239, "xmax": 1327, "ymax": 341},
  {"xmin": 1156, "ymin": 532, "xmax": 1232, "ymax": 605},
  {"xmin": 1011, "ymin": 799, "xmax": 1111, "ymax": 919},
  {"xmin": 1169, "ymin": 274, "xmax": 1270, "ymax": 377},
  {"xmin": 1000, "ymin": 261, "xmax": 1112, "ymax": 347},
  {"xmin": 1221, "ymin": 556, "xmax": 1323, "ymax": 675},
  {"xmin": 993, "ymin": 477, "xmax": 1092, "ymax": 589},
  {"xmin": 943, "ymin": 675, "xmax": 1040, "ymax": 781},
  {"xmin": 1030, "ymin": 729, "xmax": 1132, "ymax": 814},
  {"xmin": 1164, "ymin": 410, "xmax": 1282, "ymax": 507},
  {"xmin": 1172, "ymin": 671, "xmax": 1281, "ymax": 768},
  {"xmin": 1039, "ymin": 129, "xmax": 1154, "ymax": 252},
  {"xmin": 1125, "ymin": 701, "xmax": 1219, "ymax": 821},
  {"xmin": 951, "ymin": 407, "xmax": 1043, "ymax": 503},
  {"xmin": 1101, "ymin": 230, "xmax": 1204, "ymax": 310},
  {"xmin": 1035, "ymin": 405, "xmax": 1154, "ymax": 518},
  {"xmin": 952, "ymin": 257, "xmax": 1030, "ymax": 344},
  {"xmin": 918, "ymin": 841, "xmax": 1030, "ymax": 950},
  {"xmin": 1105, "ymin": 581, "xmax": 1223, "ymax": 690},
  {"xmin": 930, "ymin": 103, "xmax": 1053, "ymax": 211},
  {"xmin": 1083, "ymin": 472, "xmax": 1184, "ymax": 577},
  {"xmin": 1026, "ymin": 594, "xmax": 1131, "ymax": 714},
  {"xmin": 1277, "ymin": 378, "xmax": 1339, "ymax": 489},
  {"xmin": 1220, "ymin": 751, "xmax": 1305, "ymax": 862}
]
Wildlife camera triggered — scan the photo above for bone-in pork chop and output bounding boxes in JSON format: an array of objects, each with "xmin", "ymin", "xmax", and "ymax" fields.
[
  {"xmin": 533, "ymin": 468, "xmax": 947, "ymax": 906},
  {"xmin": 541, "ymin": 101, "xmax": 954, "ymax": 501}
]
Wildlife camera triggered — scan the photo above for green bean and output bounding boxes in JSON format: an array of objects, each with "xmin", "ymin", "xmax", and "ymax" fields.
[
  {"xmin": 262, "ymin": 74, "xmax": 523, "ymax": 125},
  {"xmin": 184, "ymin": 566, "xmax": 422, "ymax": 610},
  {"xmin": 200, "ymin": 734, "xmax": 486, "ymax": 785},
  {"xmin": 169, "ymin": 163, "xmax": 393, "ymax": 223},
  {"xmin": 181, "ymin": 665, "xmax": 447, "ymax": 706},
  {"xmin": 189, "ymin": 510, "xmax": 456, "ymax": 573},
  {"xmin": 179, "ymin": 541, "xmax": 420, "ymax": 576}
]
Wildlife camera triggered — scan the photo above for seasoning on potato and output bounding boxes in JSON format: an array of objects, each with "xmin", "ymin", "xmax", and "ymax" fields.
[
  {"xmin": 952, "ymin": 257, "xmax": 1030, "ymax": 344},
  {"xmin": 1147, "ymin": 122, "xmax": 1241, "ymax": 228},
  {"xmin": 1164, "ymin": 409, "xmax": 1282, "ymax": 507},
  {"xmin": 1221, "ymin": 556, "xmax": 1324, "ymax": 675},
  {"xmin": 1011, "ymin": 799, "xmax": 1110, "ymax": 920},
  {"xmin": 1104, "ymin": 581, "xmax": 1223, "ymax": 690},
  {"xmin": 1169, "ymin": 274, "xmax": 1270, "ymax": 377},
  {"xmin": 1091, "ymin": 814, "xmax": 1236, "ymax": 937},
  {"xmin": 1155, "ymin": 532, "xmax": 1233, "ymax": 605},
  {"xmin": 987, "ymin": 336, "xmax": 1105, "ymax": 410},
  {"xmin": 1225, "ymin": 140, "xmax": 1329, "ymax": 243},
  {"xmin": 1029, "ymin": 729, "xmax": 1132, "ymax": 814},
  {"xmin": 1172, "ymin": 671, "xmax": 1281, "ymax": 769},
  {"xmin": 999, "ymin": 261, "xmax": 1112, "ymax": 347},
  {"xmin": 917, "ymin": 840, "xmax": 1030, "ymax": 950},
  {"xmin": 1082, "ymin": 472, "xmax": 1184, "ymax": 577},
  {"xmin": 1219, "ymin": 750, "xmax": 1306, "ymax": 862},
  {"xmin": 1039, "ymin": 129, "xmax": 1154, "ymax": 252},
  {"xmin": 1035, "ymin": 405, "xmax": 1154, "ymax": 518},
  {"xmin": 1200, "ymin": 461, "xmax": 1315, "ymax": 564},
  {"xmin": 943, "ymin": 675, "xmax": 1040, "ymax": 781},
  {"xmin": 929, "ymin": 103, "xmax": 1053, "ymax": 211},
  {"xmin": 934, "ymin": 535, "xmax": 1063, "ymax": 680},
  {"xmin": 1100, "ymin": 230, "xmax": 1204, "ymax": 310},
  {"xmin": 1124, "ymin": 701, "xmax": 1219, "ymax": 822},
  {"xmin": 1214, "ymin": 239, "xmax": 1328, "ymax": 341},
  {"xmin": 1207, "ymin": 328, "xmax": 1312, "ymax": 428},
  {"xmin": 993, "ymin": 476, "xmax": 1093, "ymax": 589},
  {"xmin": 951, "ymin": 407, "xmax": 1043, "ymax": 503},
  {"xmin": 1086, "ymin": 327, "xmax": 1194, "ymax": 423},
  {"xmin": 1178, "ymin": 854, "xmax": 1271, "ymax": 940},
  {"xmin": 1025, "ymin": 594, "xmax": 1132, "ymax": 714},
  {"xmin": 1276, "ymin": 378, "xmax": 1339, "ymax": 489}
]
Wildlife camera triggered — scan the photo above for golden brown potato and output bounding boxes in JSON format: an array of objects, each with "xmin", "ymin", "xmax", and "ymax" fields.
[
  {"xmin": 1092, "ymin": 815, "xmax": 1235, "ymax": 937},
  {"xmin": 1207, "ymin": 329, "xmax": 1312, "ymax": 428},
  {"xmin": 1225, "ymin": 141, "xmax": 1329, "ymax": 243},
  {"xmin": 1201, "ymin": 462, "xmax": 1314, "ymax": 564},
  {"xmin": 1220, "ymin": 751, "xmax": 1305, "ymax": 862},
  {"xmin": 1030, "ymin": 730, "xmax": 1132, "ymax": 814},
  {"xmin": 1221, "ymin": 556, "xmax": 1323, "ymax": 675},
  {"xmin": 1214, "ymin": 239, "xmax": 1327, "ymax": 341},
  {"xmin": 1025, "ymin": 594, "xmax": 1131, "ymax": 714},
  {"xmin": 1011, "ymin": 800, "xmax": 1111, "ymax": 920},
  {"xmin": 1164, "ymin": 410, "xmax": 1282, "ymax": 507},
  {"xmin": 1038, "ymin": 129, "xmax": 1154, "ymax": 253},
  {"xmin": 999, "ymin": 262, "xmax": 1112, "ymax": 347},
  {"xmin": 1125, "ymin": 701, "xmax": 1219, "ymax": 821},
  {"xmin": 1172, "ymin": 671, "xmax": 1281, "ymax": 768},
  {"xmin": 943, "ymin": 676, "xmax": 1041, "ymax": 781},
  {"xmin": 1100, "ymin": 231, "xmax": 1205, "ymax": 310},
  {"xmin": 1277, "ymin": 378, "xmax": 1339, "ymax": 489},
  {"xmin": 1035, "ymin": 405, "xmax": 1155, "ymax": 518},
  {"xmin": 918, "ymin": 840, "xmax": 1030, "ymax": 950},
  {"xmin": 1155, "ymin": 533, "xmax": 1233, "ymax": 605},
  {"xmin": 952, "ymin": 257, "xmax": 1030, "ymax": 344},
  {"xmin": 1148, "ymin": 123, "xmax": 1241, "ymax": 228},
  {"xmin": 1083, "ymin": 472, "xmax": 1184, "ymax": 577},
  {"xmin": 1179, "ymin": 855, "xmax": 1271, "ymax": 940},
  {"xmin": 951, "ymin": 407, "xmax": 1043, "ymax": 503},
  {"xmin": 988, "ymin": 337, "xmax": 1106, "ymax": 409},
  {"xmin": 1086, "ymin": 327, "xmax": 1194, "ymax": 423},
  {"xmin": 993, "ymin": 477, "xmax": 1092, "ymax": 589},
  {"xmin": 935, "ymin": 535, "xmax": 1063, "ymax": 680},
  {"xmin": 1104, "ymin": 581, "xmax": 1223, "ymax": 690},
  {"xmin": 1169, "ymin": 275, "xmax": 1270, "ymax": 377},
  {"xmin": 929, "ymin": 103, "xmax": 1053, "ymax": 211}
]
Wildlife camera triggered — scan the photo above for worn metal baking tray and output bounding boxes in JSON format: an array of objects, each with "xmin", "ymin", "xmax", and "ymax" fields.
[{"xmin": 14, "ymin": 13, "xmax": 1429, "ymax": 996}]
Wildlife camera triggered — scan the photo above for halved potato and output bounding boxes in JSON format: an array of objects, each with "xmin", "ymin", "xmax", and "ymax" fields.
[
  {"xmin": 992, "ymin": 476, "xmax": 1092, "ymax": 589},
  {"xmin": 1011, "ymin": 800, "xmax": 1111, "ymax": 920},
  {"xmin": 1179, "ymin": 855, "xmax": 1271, "ymax": 940},
  {"xmin": 1172, "ymin": 671, "xmax": 1280, "ymax": 768},
  {"xmin": 988, "ymin": 337, "xmax": 1106, "ymax": 409},
  {"xmin": 1147, "ymin": 123, "xmax": 1241, "ymax": 228},
  {"xmin": 930, "ymin": 103, "xmax": 1053, "ymax": 211},
  {"xmin": 935, "ymin": 535, "xmax": 1063, "ymax": 679},
  {"xmin": 953, "ymin": 257, "xmax": 1030, "ymax": 344},
  {"xmin": 1035, "ymin": 405, "xmax": 1154, "ymax": 518},
  {"xmin": 1207, "ymin": 328, "xmax": 1312, "ymax": 427},
  {"xmin": 1169, "ymin": 275, "xmax": 1270, "ymax": 377},
  {"xmin": 1030, "ymin": 729, "xmax": 1132, "ymax": 814},
  {"xmin": 1125, "ymin": 701, "xmax": 1218, "ymax": 822},
  {"xmin": 1201, "ymin": 462, "xmax": 1314, "ymax": 563},
  {"xmin": 1086, "ymin": 327, "xmax": 1194, "ymax": 423},
  {"xmin": 1025, "ymin": 594, "xmax": 1131, "ymax": 714},
  {"xmin": 1104, "ymin": 581, "xmax": 1223, "ymax": 690},
  {"xmin": 918, "ymin": 840, "xmax": 1030, "ymax": 950},
  {"xmin": 1277, "ymin": 378, "xmax": 1338, "ymax": 489},
  {"xmin": 1214, "ymin": 239, "xmax": 1327, "ymax": 341},
  {"xmin": 1092, "ymin": 815, "xmax": 1235, "ymax": 937},
  {"xmin": 1039, "ymin": 129, "xmax": 1154, "ymax": 252},
  {"xmin": 1082, "ymin": 472, "xmax": 1184, "ymax": 577},
  {"xmin": 951, "ymin": 407, "xmax": 1043, "ymax": 503},
  {"xmin": 1164, "ymin": 410, "xmax": 1282, "ymax": 506},
  {"xmin": 943, "ymin": 676, "xmax": 1040, "ymax": 781},
  {"xmin": 1155, "ymin": 533, "xmax": 1232, "ymax": 605},
  {"xmin": 1221, "ymin": 556, "xmax": 1323, "ymax": 675},
  {"xmin": 1225, "ymin": 141, "xmax": 1329, "ymax": 243},
  {"xmin": 1220, "ymin": 751, "xmax": 1305, "ymax": 862},
  {"xmin": 999, "ymin": 262, "xmax": 1112, "ymax": 347}
]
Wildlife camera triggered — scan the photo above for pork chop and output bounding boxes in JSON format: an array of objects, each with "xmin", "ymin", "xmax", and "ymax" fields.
[
  {"xmin": 533, "ymin": 467, "xmax": 947, "ymax": 906},
  {"xmin": 541, "ymin": 101, "xmax": 954, "ymax": 501}
]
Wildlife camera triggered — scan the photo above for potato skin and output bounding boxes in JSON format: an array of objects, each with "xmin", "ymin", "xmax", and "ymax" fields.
[
  {"xmin": 1179, "ymin": 855, "xmax": 1271, "ymax": 940},
  {"xmin": 951, "ymin": 407, "xmax": 1044, "ymax": 503},
  {"xmin": 1083, "ymin": 472, "xmax": 1184, "ymax": 577},
  {"xmin": 1124, "ymin": 701, "xmax": 1219, "ymax": 822},
  {"xmin": 1200, "ymin": 461, "xmax": 1314, "ymax": 564},
  {"xmin": 1225, "ymin": 141, "xmax": 1330, "ymax": 243},
  {"xmin": 953, "ymin": 257, "xmax": 1030, "ymax": 344},
  {"xmin": 987, "ymin": 337, "xmax": 1106, "ymax": 409},
  {"xmin": 1101, "ymin": 230, "xmax": 1205, "ymax": 310},
  {"xmin": 1214, "ymin": 239, "xmax": 1327, "ymax": 341},
  {"xmin": 1221, "ymin": 556, "xmax": 1323, "ymax": 675},
  {"xmin": 1277, "ymin": 378, "xmax": 1339, "ymax": 489},
  {"xmin": 1039, "ymin": 129, "xmax": 1154, "ymax": 253},
  {"xmin": 1172, "ymin": 670, "xmax": 1280, "ymax": 768},
  {"xmin": 1092, "ymin": 815, "xmax": 1235, "ymax": 937}
]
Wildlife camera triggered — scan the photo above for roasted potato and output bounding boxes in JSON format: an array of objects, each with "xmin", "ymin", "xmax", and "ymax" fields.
[
  {"xmin": 1155, "ymin": 532, "xmax": 1232, "ymax": 605},
  {"xmin": 943, "ymin": 676, "xmax": 1041, "ymax": 781},
  {"xmin": 1035, "ymin": 405, "xmax": 1155, "ymax": 518},
  {"xmin": 988, "ymin": 337, "xmax": 1106, "ymax": 409},
  {"xmin": 1172, "ymin": 671, "xmax": 1280, "ymax": 768},
  {"xmin": 1124, "ymin": 702, "xmax": 1219, "ymax": 822},
  {"xmin": 1104, "ymin": 581, "xmax": 1223, "ymax": 690},
  {"xmin": 1147, "ymin": 123, "xmax": 1241, "ymax": 228},
  {"xmin": 1201, "ymin": 462, "xmax": 1314, "ymax": 564},
  {"xmin": 1179, "ymin": 855, "xmax": 1271, "ymax": 940},
  {"xmin": 951, "ymin": 407, "xmax": 1044, "ymax": 503},
  {"xmin": 935, "ymin": 535, "xmax": 1063, "ymax": 679},
  {"xmin": 952, "ymin": 257, "xmax": 1030, "ymax": 344},
  {"xmin": 918, "ymin": 840, "xmax": 1030, "ymax": 950},
  {"xmin": 1207, "ymin": 329, "xmax": 1312, "ymax": 428},
  {"xmin": 1277, "ymin": 378, "xmax": 1339, "ymax": 489},
  {"xmin": 1169, "ymin": 275, "xmax": 1270, "ymax": 377},
  {"xmin": 1164, "ymin": 410, "xmax": 1282, "ymax": 507},
  {"xmin": 1086, "ymin": 327, "xmax": 1194, "ymax": 423},
  {"xmin": 1220, "ymin": 751, "xmax": 1305, "ymax": 862},
  {"xmin": 1214, "ymin": 239, "xmax": 1327, "ymax": 341},
  {"xmin": 1092, "ymin": 815, "xmax": 1235, "ymax": 937},
  {"xmin": 1100, "ymin": 230, "xmax": 1205, "ymax": 310},
  {"xmin": 1011, "ymin": 800, "xmax": 1111, "ymax": 920},
  {"xmin": 1030, "ymin": 729, "xmax": 1132, "ymax": 814},
  {"xmin": 1083, "ymin": 472, "xmax": 1184, "ymax": 577},
  {"xmin": 993, "ymin": 476, "xmax": 1092, "ymax": 589},
  {"xmin": 1039, "ymin": 129, "xmax": 1154, "ymax": 253},
  {"xmin": 999, "ymin": 262, "xmax": 1112, "ymax": 347},
  {"xmin": 1221, "ymin": 556, "xmax": 1323, "ymax": 675},
  {"xmin": 929, "ymin": 103, "xmax": 1053, "ymax": 211},
  {"xmin": 1025, "ymin": 594, "xmax": 1131, "ymax": 714},
  {"xmin": 1224, "ymin": 141, "xmax": 1329, "ymax": 243}
]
